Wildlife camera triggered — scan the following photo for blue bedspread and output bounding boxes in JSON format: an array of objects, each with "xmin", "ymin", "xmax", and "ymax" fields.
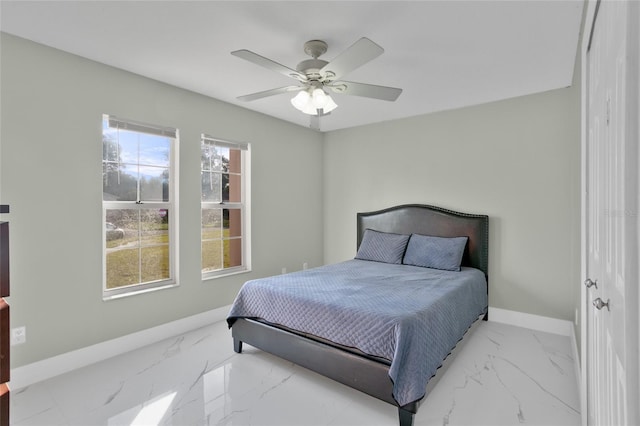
[{"xmin": 227, "ymin": 259, "xmax": 488, "ymax": 406}]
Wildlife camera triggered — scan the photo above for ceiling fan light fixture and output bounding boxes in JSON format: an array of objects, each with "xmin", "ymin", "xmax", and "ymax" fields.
[
  {"xmin": 322, "ymin": 95, "xmax": 338, "ymax": 114},
  {"xmin": 291, "ymin": 88, "xmax": 338, "ymax": 115},
  {"xmin": 311, "ymin": 88, "xmax": 329, "ymax": 109},
  {"xmin": 301, "ymin": 102, "xmax": 319, "ymax": 115},
  {"xmin": 291, "ymin": 90, "xmax": 310, "ymax": 110}
]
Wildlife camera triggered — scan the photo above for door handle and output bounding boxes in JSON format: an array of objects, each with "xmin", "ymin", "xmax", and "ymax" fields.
[
  {"xmin": 593, "ymin": 298, "xmax": 610, "ymax": 311},
  {"xmin": 584, "ymin": 278, "xmax": 598, "ymax": 289}
]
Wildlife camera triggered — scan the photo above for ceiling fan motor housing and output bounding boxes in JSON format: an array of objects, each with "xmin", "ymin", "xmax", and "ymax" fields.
[
  {"xmin": 297, "ymin": 40, "xmax": 330, "ymax": 81},
  {"xmin": 296, "ymin": 59, "xmax": 329, "ymax": 80}
]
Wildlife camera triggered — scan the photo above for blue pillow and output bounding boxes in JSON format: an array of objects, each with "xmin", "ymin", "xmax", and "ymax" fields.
[
  {"xmin": 355, "ymin": 229, "xmax": 410, "ymax": 264},
  {"xmin": 403, "ymin": 234, "xmax": 468, "ymax": 271}
]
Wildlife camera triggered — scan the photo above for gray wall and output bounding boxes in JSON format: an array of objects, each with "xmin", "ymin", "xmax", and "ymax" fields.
[
  {"xmin": 0, "ymin": 33, "xmax": 324, "ymax": 367},
  {"xmin": 323, "ymin": 86, "xmax": 581, "ymax": 321}
]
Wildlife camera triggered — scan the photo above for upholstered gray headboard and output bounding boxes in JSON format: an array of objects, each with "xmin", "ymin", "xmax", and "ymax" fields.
[{"xmin": 357, "ymin": 204, "xmax": 489, "ymax": 278}]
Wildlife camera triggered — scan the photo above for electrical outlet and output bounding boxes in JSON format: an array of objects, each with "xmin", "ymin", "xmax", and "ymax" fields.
[
  {"xmin": 281, "ymin": 267, "xmax": 287, "ymax": 274},
  {"xmin": 11, "ymin": 326, "xmax": 26, "ymax": 345},
  {"xmin": 574, "ymin": 308, "xmax": 579, "ymax": 326},
  {"xmin": 303, "ymin": 262, "xmax": 308, "ymax": 270}
]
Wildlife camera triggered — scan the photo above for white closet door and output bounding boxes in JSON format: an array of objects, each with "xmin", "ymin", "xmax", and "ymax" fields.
[{"xmin": 584, "ymin": 1, "xmax": 639, "ymax": 425}]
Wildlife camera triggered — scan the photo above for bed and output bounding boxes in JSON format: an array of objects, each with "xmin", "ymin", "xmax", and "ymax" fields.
[{"xmin": 227, "ymin": 204, "xmax": 489, "ymax": 426}]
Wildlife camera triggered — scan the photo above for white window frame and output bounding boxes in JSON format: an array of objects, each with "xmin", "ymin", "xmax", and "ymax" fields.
[
  {"xmin": 201, "ymin": 135, "xmax": 250, "ymax": 280},
  {"xmin": 102, "ymin": 115, "xmax": 179, "ymax": 299}
]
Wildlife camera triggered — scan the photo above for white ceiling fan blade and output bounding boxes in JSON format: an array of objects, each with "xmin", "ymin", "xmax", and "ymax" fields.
[
  {"xmin": 231, "ymin": 49, "xmax": 308, "ymax": 82},
  {"xmin": 237, "ymin": 86, "xmax": 304, "ymax": 102},
  {"xmin": 327, "ymin": 81, "xmax": 402, "ymax": 101},
  {"xmin": 320, "ymin": 38, "xmax": 384, "ymax": 81}
]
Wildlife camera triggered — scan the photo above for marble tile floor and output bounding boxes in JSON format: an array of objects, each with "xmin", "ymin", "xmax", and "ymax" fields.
[{"xmin": 10, "ymin": 320, "xmax": 581, "ymax": 426}]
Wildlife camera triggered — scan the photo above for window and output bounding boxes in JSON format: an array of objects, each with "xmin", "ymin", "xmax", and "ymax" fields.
[
  {"xmin": 102, "ymin": 115, "xmax": 178, "ymax": 298},
  {"xmin": 201, "ymin": 135, "xmax": 249, "ymax": 278}
]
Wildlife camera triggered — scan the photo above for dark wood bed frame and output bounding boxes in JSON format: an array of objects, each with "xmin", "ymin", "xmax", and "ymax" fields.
[{"xmin": 231, "ymin": 204, "xmax": 489, "ymax": 426}]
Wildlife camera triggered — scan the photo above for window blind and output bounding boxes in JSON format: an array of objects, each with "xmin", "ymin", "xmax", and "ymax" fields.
[
  {"xmin": 202, "ymin": 135, "xmax": 248, "ymax": 151},
  {"xmin": 108, "ymin": 116, "xmax": 177, "ymax": 138}
]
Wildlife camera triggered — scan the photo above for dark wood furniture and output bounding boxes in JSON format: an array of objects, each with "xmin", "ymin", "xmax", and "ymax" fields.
[
  {"xmin": 0, "ymin": 205, "xmax": 9, "ymax": 426},
  {"xmin": 231, "ymin": 204, "xmax": 489, "ymax": 426}
]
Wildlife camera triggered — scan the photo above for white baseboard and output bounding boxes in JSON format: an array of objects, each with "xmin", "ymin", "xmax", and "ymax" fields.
[
  {"xmin": 489, "ymin": 307, "xmax": 574, "ymax": 336},
  {"xmin": 10, "ymin": 305, "xmax": 231, "ymax": 390}
]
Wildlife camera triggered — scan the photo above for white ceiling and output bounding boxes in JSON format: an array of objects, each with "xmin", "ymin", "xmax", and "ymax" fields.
[{"xmin": 0, "ymin": 1, "xmax": 584, "ymax": 132}]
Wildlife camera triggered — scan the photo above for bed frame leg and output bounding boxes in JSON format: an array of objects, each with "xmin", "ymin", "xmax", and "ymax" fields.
[
  {"xmin": 398, "ymin": 407, "xmax": 414, "ymax": 426},
  {"xmin": 233, "ymin": 338, "xmax": 243, "ymax": 353}
]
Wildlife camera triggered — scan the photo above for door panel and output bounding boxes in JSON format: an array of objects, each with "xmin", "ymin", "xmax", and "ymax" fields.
[{"xmin": 585, "ymin": 1, "xmax": 638, "ymax": 424}]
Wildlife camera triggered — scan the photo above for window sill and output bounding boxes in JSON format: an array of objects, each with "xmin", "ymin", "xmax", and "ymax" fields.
[
  {"xmin": 202, "ymin": 267, "xmax": 251, "ymax": 282},
  {"xmin": 102, "ymin": 281, "xmax": 179, "ymax": 301}
]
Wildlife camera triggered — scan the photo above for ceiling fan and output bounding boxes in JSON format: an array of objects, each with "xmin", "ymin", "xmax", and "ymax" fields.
[{"xmin": 231, "ymin": 37, "xmax": 402, "ymax": 129}]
